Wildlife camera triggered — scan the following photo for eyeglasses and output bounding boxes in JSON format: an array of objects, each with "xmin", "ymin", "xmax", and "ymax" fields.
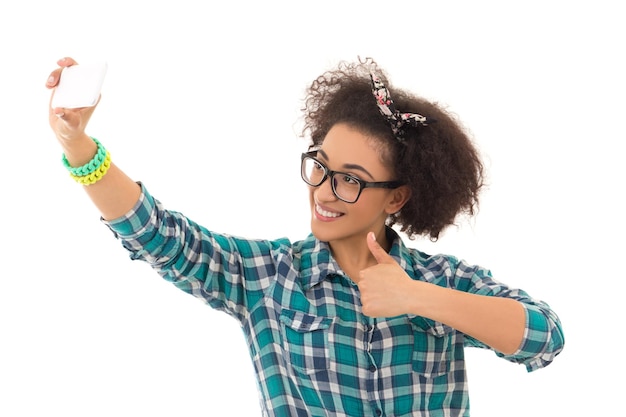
[{"xmin": 300, "ymin": 151, "xmax": 405, "ymax": 204}]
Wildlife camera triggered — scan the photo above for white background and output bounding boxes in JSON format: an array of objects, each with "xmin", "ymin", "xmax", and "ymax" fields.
[{"xmin": 1, "ymin": 1, "xmax": 623, "ymax": 416}]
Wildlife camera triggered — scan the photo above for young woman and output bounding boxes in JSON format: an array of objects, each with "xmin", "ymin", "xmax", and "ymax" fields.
[{"xmin": 46, "ymin": 56, "xmax": 564, "ymax": 416}]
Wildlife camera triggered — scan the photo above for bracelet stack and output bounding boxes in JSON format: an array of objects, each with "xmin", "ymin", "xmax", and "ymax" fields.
[{"xmin": 62, "ymin": 137, "xmax": 112, "ymax": 185}]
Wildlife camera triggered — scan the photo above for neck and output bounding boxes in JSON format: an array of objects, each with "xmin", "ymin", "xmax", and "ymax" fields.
[{"xmin": 329, "ymin": 227, "xmax": 390, "ymax": 282}]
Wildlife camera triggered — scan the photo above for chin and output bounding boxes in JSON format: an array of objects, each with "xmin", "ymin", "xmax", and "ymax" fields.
[
  {"xmin": 310, "ymin": 220, "xmax": 338, "ymax": 243},
  {"xmin": 310, "ymin": 218, "xmax": 354, "ymax": 244},
  {"xmin": 310, "ymin": 221, "xmax": 329, "ymax": 242}
]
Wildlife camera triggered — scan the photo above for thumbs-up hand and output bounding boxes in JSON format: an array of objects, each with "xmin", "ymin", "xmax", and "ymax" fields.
[{"xmin": 358, "ymin": 232, "xmax": 418, "ymax": 318}]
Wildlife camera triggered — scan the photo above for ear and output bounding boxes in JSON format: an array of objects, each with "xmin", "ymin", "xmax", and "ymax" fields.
[{"xmin": 384, "ymin": 185, "xmax": 411, "ymax": 215}]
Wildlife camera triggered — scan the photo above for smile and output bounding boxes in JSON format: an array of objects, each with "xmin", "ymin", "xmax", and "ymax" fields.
[{"xmin": 315, "ymin": 204, "xmax": 343, "ymax": 219}]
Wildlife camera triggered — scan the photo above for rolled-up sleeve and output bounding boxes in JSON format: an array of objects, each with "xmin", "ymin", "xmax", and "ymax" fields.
[
  {"xmin": 446, "ymin": 256, "xmax": 565, "ymax": 372},
  {"xmin": 506, "ymin": 302, "xmax": 565, "ymax": 372}
]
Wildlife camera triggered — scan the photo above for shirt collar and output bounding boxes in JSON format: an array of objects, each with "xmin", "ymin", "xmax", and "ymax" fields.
[{"xmin": 299, "ymin": 227, "xmax": 412, "ymax": 290}]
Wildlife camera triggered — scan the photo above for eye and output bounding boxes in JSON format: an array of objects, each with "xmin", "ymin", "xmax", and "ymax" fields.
[
  {"xmin": 339, "ymin": 174, "xmax": 360, "ymax": 185},
  {"xmin": 312, "ymin": 160, "xmax": 325, "ymax": 171}
]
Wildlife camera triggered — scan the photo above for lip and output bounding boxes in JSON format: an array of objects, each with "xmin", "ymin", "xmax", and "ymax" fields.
[{"xmin": 313, "ymin": 202, "xmax": 344, "ymax": 222}]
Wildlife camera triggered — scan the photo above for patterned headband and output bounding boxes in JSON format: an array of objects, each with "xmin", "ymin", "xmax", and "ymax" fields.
[{"xmin": 370, "ymin": 72, "xmax": 434, "ymax": 141}]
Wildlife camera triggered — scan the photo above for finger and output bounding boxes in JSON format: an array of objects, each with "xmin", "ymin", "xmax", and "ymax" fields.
[
  {"xmin": 366, "ymin": 232, "xmax": 396, "ymax": 264},
  {"xmin": 58, "ymin": 57, "xmax": 78, "ymax": 67},
  {"xmin": 49, "ymin": 107, "xmax": 68, "ymax": 126},
  {"xmin": 45, "ymin": 68, "xmax": 63, "ymax": 88},
  {"xmin": 46, "ymin": 57, "xmax": 79, "ymax": 88},
  {"xmin": 51, "ymin": 107, "xmax": 80, "ymax": 129}
]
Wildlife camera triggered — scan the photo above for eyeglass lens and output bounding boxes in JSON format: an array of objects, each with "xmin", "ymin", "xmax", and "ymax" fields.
[{"xmin": 301, "ymin": 157, "xmax": 361, "ymax": 202}]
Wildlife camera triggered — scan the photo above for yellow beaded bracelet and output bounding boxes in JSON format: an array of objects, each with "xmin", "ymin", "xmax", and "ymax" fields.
[{"xmin": 69, "ymin": 151, "xmax": 112, "ymax": 185}]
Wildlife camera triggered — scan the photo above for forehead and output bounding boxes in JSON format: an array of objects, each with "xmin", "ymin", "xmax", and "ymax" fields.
[
  {"xmin": 318, "ymin": 123, "xmax": 392, "ymax": 175},
  {"xmin": 319, "ymin": 123, "xmax": 383, "ymax": 164}
]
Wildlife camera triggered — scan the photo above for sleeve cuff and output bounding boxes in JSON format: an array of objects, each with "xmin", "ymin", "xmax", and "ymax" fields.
[{"xmin": 101, "ymin": 182, "xmax": 155, "ymax": 239}]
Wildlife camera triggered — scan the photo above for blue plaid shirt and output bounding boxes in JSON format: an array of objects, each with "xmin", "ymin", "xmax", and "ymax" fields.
[{"xmin": 104, "ymin": 184, "xmax": 564, "ymax": 417}]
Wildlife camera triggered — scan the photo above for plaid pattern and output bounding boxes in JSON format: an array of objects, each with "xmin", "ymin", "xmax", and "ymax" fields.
[{"xmin": 104, "ymin": 184, "xmax": 564, "ymax": 417}]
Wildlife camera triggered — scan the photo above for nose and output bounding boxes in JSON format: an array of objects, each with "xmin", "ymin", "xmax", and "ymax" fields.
[{"xmin": 314, "ymin": 175, "xmax": 338, "ymax": 202}]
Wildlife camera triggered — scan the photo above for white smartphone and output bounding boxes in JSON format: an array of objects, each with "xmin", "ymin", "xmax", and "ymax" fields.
[{"xmin": 51, "ymin": 61, "xmax": 108, "ymax": 109}]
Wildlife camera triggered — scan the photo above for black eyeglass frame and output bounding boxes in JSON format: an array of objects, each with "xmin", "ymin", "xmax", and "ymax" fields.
[{"xmin": 300, "ymin": 151, "xmax": 405, "ymax": 204}]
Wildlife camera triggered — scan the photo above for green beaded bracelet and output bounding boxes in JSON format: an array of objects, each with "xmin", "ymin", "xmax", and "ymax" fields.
[{"xmin": 62, "ymin": 137, "xmax": 107, "ymax": 177}]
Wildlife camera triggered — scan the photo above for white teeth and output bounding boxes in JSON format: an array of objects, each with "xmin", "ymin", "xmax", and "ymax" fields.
[{"xmin": 316, "ymin": 204, "xmax": 342, "ymax": 218}]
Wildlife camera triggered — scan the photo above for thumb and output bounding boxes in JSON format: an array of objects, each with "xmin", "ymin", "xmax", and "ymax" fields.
[
  {"xmin": 51, "ymin": 107, "xmax": 79, "ymax": 128},
  {"xmin": 367, "ymin": 232, "xmax": 395, "ymax": 264}
]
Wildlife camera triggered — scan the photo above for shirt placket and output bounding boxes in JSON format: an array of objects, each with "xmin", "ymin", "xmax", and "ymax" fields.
[{"xmin": 363, "ymin": 317, "xmax": 384, "ymax": 417}]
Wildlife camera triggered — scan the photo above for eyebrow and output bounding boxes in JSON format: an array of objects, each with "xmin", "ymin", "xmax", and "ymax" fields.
[{"xmin": 317, "ymin": 149, "xmax": 375, "ymax": 180}]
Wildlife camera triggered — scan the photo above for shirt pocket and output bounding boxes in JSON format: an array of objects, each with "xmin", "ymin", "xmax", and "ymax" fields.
[
  {"xmin": 410, "ymin": 316, "xmax": 453, "ymax": 378},
  {"xmin": 279, "ymin": 309, "xmax": 334, "ymax": 375}
]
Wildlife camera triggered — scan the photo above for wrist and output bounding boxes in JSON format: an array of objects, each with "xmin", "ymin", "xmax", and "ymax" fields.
[
  {"xmin": 61, "ymin": 134, "xmax": 99, "ymax": 167},
  {"xmin": 62, "ymin": 136, "xmax": 112, "ymax": 186},
  {"xmin": 406, "ymin": 280, "xmax": 438, "ymax": 317}
]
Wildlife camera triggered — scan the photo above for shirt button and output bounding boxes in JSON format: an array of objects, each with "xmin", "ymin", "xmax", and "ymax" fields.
[
  {"xmin": 369, "ymin": 365, "xmax": 376, "ymax": 372},
  {"xmin": 375, "ymin": 409, "xmax": 382, "ymax": 416}
]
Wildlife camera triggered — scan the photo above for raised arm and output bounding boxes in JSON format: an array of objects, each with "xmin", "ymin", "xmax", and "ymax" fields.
[{"xmin": 46, "ymin": 57, "xmax": 141, "ymax": 220}]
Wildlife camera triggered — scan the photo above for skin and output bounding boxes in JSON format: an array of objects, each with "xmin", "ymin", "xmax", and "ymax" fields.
[
  {"xmin": 46, "ymin": 58, "xmax": 525, "ymax": 356},
  {"xmin": 309, "ymin": 124, "xmax": 525, "ymax": 356},
  {"xmin": 309, "ymin": 123, "xmax": 411, "ymax": 278},
  {"xmin": 47, "ymin": 57, "xmax": 140, "ymax": 220}
]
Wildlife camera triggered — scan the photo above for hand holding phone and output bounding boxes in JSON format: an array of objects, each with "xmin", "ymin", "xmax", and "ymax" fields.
[{"xmin": 51, "ymin": 61, "xmax": 108, "ymax": 109}]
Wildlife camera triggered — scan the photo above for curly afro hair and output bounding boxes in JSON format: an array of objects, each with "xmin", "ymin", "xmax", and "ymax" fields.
[{"xmin": 300, "ymin": 58, "xmax": 485, "ymax": 241}]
